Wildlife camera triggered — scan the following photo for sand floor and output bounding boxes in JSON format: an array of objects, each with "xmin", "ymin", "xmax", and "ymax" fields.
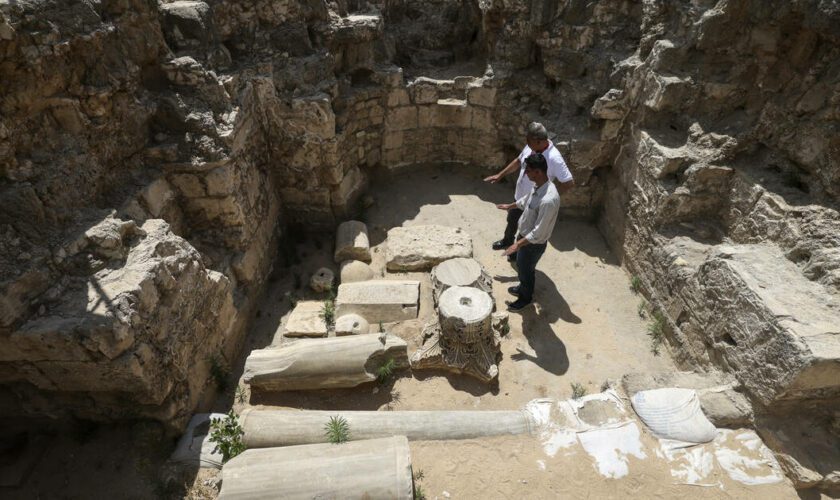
[
  {"xmin": 241, "ymin": 166, "xmax": 798, "ymax": 499},
  {"xmin": 1, "ymin": 166, "xmax": 798, "ymax": 499}
]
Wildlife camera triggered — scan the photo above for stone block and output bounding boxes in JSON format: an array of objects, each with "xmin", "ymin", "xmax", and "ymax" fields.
[
  {"xmin": 384, "ymin": 106, "xmax": 417, "ymax": 131},
  {"xmin": 140, "ymin": 178, "xmax": 177, "ymax": 217},
  {"xmin": 386, "ymin": 225, "xmax": 472, "ymax": 271},
  {"xmin": 643, "ymin": 73, "xmax": 694, "ymax": 112},
  {"xmin": 340, "ymin": 260, "xmax": 374, "ymax": 283},
  {"xmin": 590, "ymin": 88, "xmax": 626, "ymax": 120},
  {"xmin": 334, "ymin": 220, "xmax": 371, "ymax": 262},
  {"xmin": 694, "ymin": 244, "xmax": 840, "ymax": 405},
  {"xmin": 466, "ymin": 86, "xmax": 496, "ymax": 107},
  {"xmin": 410, "ymin": 84, "xmax": 438, "ymax": 104},
  {"xmin": 284, "ymin": 301, "xmax": 328, "ymax": 338},
  {"xmin": 335, "ymin": 314, "xmax": 369, "ymax": 336},
  {"xmin": 170, "ymin": 173, "xmax": 205, "ymax": 198},
  {"xmin": 335, "ymin": 280, "xmax": 420, "ymax": 323},
  {"xmin": 204, "ymin": 165, "xmax": 236, "ymax": 196},
  {"xmin": 435, "ymin": 99, "xmax": 470, "ymax": 128},
  {"xmin": 470, "ymin": 107, "xmax": 494, "ymax": 131},
  {"xmin": 330, "ymin": 166, "xmax": 365, "ymax": 215},
  {"xmin": 382, "ymin": 131, "xmax": 403, "ymax": 150},
  {"xmin": 387, "ymin": 89, "xmax": 410, "ymax": 107}
]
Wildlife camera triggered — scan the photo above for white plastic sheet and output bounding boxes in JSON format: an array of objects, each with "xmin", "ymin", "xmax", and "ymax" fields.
[{"xmin": 631, "ymin": 388, "xmax": 717, "ymax": 444}]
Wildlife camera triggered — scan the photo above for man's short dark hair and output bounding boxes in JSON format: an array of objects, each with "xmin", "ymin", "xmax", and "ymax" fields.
[
  {"xmin": 525, "ymin": 122, "xmax": 549, "ymax": 141},
  {"xmin": 524, "ymin": 153, "xmax": 548, "ymax": 173}
]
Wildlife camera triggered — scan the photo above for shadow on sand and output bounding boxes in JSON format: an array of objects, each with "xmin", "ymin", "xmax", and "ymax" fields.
[{"xmin": 508, "ymin": 270, "xmax": 579, "ymax": 376}]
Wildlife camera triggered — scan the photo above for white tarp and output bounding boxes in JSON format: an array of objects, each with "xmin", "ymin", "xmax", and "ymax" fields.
[
  {"xmin": 170, "ymin": 413, "xmax": 225, "ymax": 469},
  {"xmin": 631, "ymin": 388, "xmax": 717, "ymax": 444}
]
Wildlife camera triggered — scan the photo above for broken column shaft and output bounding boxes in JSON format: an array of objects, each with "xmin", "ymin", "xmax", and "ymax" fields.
[
  {"xmin": 240, "ymin": 408, "xmax": 536, "ymax": 448},
  {"xmin": 219, "ymin": 436, "xmax": 413, "ymax": 500},
  {"xmin": 243, "ymin": 334, "xmax": 408, "ymax": 392}
]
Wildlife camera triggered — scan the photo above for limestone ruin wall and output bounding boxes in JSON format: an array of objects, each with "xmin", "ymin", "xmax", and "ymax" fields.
[{"xmin": 0, "ymin": 0, "xmax": 838, "ymax": 427}]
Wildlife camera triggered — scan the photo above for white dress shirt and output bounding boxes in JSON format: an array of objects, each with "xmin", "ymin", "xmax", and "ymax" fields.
[
  {"xmin": 514, "ymin": 140, "xmax": 573, "ymax": 201},
  {"xmin": 515, "ymin": 180, "xmax": 561, "ymax": 244}
]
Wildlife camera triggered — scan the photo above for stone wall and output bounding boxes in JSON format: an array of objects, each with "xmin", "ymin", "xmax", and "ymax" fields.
[
  {"xmin": 0, "ymin": 0, "xmax": 280, "ymax": 427},
  {"xmin": 1, "ymin": 0, "xmax": 838, "ymax": 433},
  {"xmin": 594, "ymin": 0, "xmax": 840, "ymax": 409}
]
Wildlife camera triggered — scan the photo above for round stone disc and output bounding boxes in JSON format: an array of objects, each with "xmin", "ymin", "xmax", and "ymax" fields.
[
  {"xmin": 432, "ymin": 258, "xmax": 483, "ymax": 287},
  {"xmin": 439, "ymin": 286, "xmax": 493, "ymax": 323}
]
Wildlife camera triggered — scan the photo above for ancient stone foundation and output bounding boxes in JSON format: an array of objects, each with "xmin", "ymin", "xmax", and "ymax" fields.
[{"xmin": 1, "ymin": 6, "xmax": 839, "ymax": 493}]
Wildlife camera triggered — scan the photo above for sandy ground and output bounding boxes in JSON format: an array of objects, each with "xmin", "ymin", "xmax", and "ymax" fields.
[
  {"xmin": 242, "ymin": 166, "xmax": 798, "ymax": 499},
  {"xmin": 1, "ymin": 166, "xmax": 799, "ymax": 499}
]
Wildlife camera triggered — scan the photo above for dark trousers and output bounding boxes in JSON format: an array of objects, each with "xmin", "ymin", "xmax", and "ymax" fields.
[
  {"xmin": 502, "ymin": 208, "xmax": 524, "ymax": 246},
  {"xmin": 516, "ymin": 241, "xmax": 547, "ymax": 303}
]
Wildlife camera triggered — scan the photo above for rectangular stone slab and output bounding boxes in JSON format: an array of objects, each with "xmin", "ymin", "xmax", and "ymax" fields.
[
  {"xmin": 695, "ymin": 244, "xmax": 840, "ymax": 404},
  {"xmin": 335, "ymin": 280, "xmax": 420, "ymax": 323},
  {"xmin": 386, "ymin": 225, "xmax": 472, "ymax": 271},
  {"xmin": 283, "ymin": 301, "xmax": 328, "ymax": 338}
]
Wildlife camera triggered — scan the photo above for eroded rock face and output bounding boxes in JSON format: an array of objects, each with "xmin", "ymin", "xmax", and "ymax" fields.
[{"xmin": 0, "ymin": 218, "xmax": 236, "ymax": 424}]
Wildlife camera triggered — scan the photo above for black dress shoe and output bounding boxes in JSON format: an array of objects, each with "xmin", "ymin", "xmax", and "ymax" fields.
[
  {"xmin": 492, "ymin": 240, "xmax": 509, "ymax": 250},
  {"xmin": 506, "ymin": 299, "xmax": 532, "ymax": 311},
  {"xmin": 508, "ymin": 286, "xmax": 520, "ymax": 296}
]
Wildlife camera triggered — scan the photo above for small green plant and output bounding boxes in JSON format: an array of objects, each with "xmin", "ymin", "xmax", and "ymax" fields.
[
  {"xmin": 209, "ymin": 354, "xmax": 230, "ymax": 391},
  {"xmin": 235, "ymin": 385, "xmax": 247, "ymax": 404},
  {"xmin": 377, "ymin": 357, "xmax": 397, "ymax": 383},
  {"xmin": 209, "ymin": 410, "xmax": 246, "ymax": 463},
  {"xmin": 571, "ymin": 382, "xmax": 587, "ymax": 399},
  {"xmin": 320, "ymin": 299, "xmax": 336, "ymax": 329},
  {"xmin": 630, "ymin": 275, "xmax": 642, "ymax": 294},
  {"xmin": 413, "ymin": 469, "xmax": 426, "ymax": 500},
  {"xmin": 647, "ymin": 310, "xmax": 666, "ymax": 356},
  {"xmin": 499, "ymin": 321, "xmax": 511, "ymax": 336},
  {"xmin": 637, "ymin": 300, "xmax": 647, "ymax": 318},
  {"xmin": 379, "ymin": 321, "xmax": 385, "ymax": 333},
  {"xmin": 324, "ymin": 415, "xmax": 350, "ymax": 444}
]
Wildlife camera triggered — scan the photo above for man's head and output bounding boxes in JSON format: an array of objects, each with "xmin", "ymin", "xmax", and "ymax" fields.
[
  {"xmin": 524, "ymin": 152, "xmax": 548, "ymax": 183},
  {"xmin": 525, "ymin": 122, "xmax": 549, "ymax": 152}
]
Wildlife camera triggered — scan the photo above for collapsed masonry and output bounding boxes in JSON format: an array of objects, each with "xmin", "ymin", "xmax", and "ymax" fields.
[{"xmin": 0, "ymin": 0, "xmax": 838, "ymax": 479}]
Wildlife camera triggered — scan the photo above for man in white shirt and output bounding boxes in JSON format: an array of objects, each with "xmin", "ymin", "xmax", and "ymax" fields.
[
  {"xmin": 484, "ymin": 122, "xmax": 574, "ymax": 261},
  {"xmin": 496, "ymin": 153, "xmax": 561, "ymax": 311}
]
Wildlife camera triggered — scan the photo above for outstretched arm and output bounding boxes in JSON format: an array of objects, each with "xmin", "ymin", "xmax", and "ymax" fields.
[{"xmin": 484, "ymin": 157, "xmax": 521, "ymax": 183}]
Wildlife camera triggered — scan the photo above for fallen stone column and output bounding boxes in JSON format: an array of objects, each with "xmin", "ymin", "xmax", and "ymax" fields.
[
  {"xmin": 240, "ymin": 408, "xmax": 535, "ymax": 448},
  {"xmin": 218, "ymin": 436, "xmax": 413, "ymax": 500},
  {"xmin": 243, "ymin": 334, "xmax": 408, "ymax": 392}
]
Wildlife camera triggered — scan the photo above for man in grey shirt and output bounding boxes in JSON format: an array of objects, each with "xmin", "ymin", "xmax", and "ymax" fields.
[{"xmin": 495, "ymin": 153, "xmax": 561, "ymax": 311}]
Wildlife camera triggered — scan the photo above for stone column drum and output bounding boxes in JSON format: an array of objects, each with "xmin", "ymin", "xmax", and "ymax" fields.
[
  {"xmin": 411, "ymin": 286, "xmax": 503, "ymax": 383},
  {"xmin": 430, "ymin": 257, "xmax": 493, "ymax": 306}
]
